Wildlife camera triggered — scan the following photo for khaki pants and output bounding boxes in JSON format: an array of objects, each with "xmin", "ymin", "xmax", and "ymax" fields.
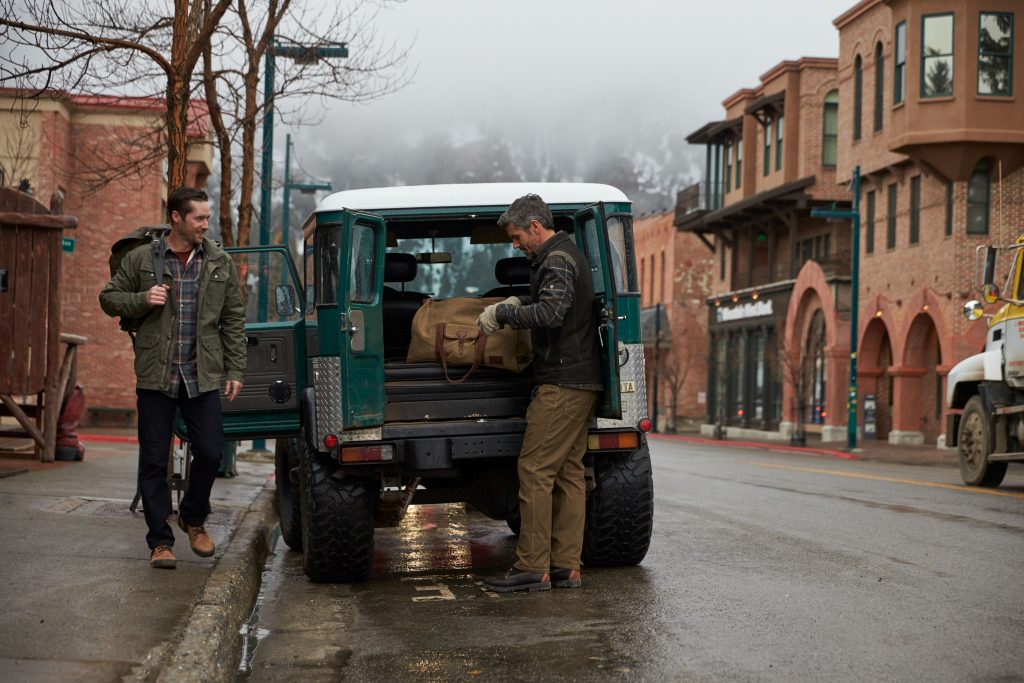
[{"xmin": 515, "ymin": 385, "xmax": 599, "ymax": 574}]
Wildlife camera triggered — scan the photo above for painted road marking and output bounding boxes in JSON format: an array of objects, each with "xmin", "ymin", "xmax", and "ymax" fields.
[
  {"xmin": 411, "ymin": 584, "xmax": 456, "ymax": 602},
  {"xmin": 745, "ymin": 461, "xmax": 1024, "ymax": 500}
]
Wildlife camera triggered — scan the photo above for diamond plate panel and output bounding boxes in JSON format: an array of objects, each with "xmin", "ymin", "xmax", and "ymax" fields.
[
  {"xmin": 596, "ymin": 343, "xmax": 648, "ymax": 430},
  {"xmin": 312, "ymin": 356, "xmax": 343, "ymax": 445}
]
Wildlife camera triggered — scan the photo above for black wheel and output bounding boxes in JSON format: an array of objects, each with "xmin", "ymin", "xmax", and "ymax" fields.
[
  {"xmin": 299, "ymin": 427, "xmax": 377, "ymax": 582},
  {"xmin": 506, "ymin": 513, "xmax": 521, "ymax": 536},
  {"xmin": 274, "ymin": 438, "xmax": 303, "ymax": 551},
  {"xmin": 958, "ymin": 396, "xmax": 1008, "ymax": 487},
  {"xmin": 582, "ymin": 443, "xmax": 654, "ymax": 566}
]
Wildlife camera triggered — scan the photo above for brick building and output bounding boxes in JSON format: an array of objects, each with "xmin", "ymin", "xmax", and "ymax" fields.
[
  {"xmin": 633, "ymin": 211, "xmax": 714, "ymax": 431},
  {"xmin": 675, "ymin": 0, "xmax": 1022, "ymax": 446},
  {"xmin": 676, "ymin": 58, "xmax": 852, "ymax": 441},
  {"xmin": 835, "ymin": 0, "xmax": 1024, "ymax": 445},
  {"xmin": 0, "ymin": 91, "xmax": 212, "ymax": 421}
]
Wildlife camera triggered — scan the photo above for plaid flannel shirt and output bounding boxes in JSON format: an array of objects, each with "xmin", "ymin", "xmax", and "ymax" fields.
[{"xmin": 163, "ymin": 246, "xmax": 204, "ymax": 399}]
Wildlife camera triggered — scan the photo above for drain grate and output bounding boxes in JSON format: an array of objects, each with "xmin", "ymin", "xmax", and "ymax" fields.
[{"xmin": 92, "ymin": 501, "xmax": 240, "ymax": 526}]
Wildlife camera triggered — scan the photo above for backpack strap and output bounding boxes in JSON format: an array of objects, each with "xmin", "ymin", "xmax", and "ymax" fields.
[{"xmin": 151, "ymin": 234, "xmax": 165, "ymax": 286}]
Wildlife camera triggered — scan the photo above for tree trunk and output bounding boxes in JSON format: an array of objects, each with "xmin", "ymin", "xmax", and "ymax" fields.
[
  {"xmin": 236, "ymin": 69, "xmax": 260, "ymax": 247},
  {"xmin": 165, "ymin": 74, "xmax": 190, "ymax": 188}
]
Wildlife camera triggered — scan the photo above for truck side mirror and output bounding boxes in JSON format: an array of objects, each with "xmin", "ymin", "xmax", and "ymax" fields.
[
  {"xmin": 981, "ymin": 283, "xmax": 1000, "ymax": 305},
  {"xmin": 964, "ymin": 300, "xmax": 985, "ymax": 321},
  {"xmin": 982, "ymin": 246, "xmax": 997, "ymax": 287},
  {"xmin": 275, "ymin": 285, "xmax": 299, "ymax": 317}
]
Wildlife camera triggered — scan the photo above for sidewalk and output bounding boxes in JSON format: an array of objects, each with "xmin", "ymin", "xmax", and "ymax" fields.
[
  {"xmin": 648, "ymin": 431, "xmax": 959, "ymax": 467},
  {"xmin": 0, "ymin": 430, "xmax": 275, "ymax": 682}
]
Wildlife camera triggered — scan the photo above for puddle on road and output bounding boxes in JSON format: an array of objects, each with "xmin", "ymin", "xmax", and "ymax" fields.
[{"xmin": 236, "ymin": 526, "xmax": 280, "ymax": 677}]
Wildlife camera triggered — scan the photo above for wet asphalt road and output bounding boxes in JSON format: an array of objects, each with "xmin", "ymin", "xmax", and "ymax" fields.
[{"xmin": 238, "ymin": 438, "xmax": 1024, "ymax": 682}]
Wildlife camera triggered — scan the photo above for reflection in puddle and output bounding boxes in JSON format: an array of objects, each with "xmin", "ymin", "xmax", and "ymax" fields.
[{"xmin": 375, "ymin": 504, "xmax": 474, "ymax": 574}]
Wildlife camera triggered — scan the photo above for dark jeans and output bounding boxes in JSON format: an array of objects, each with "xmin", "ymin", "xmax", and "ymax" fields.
[{"xmin": 137, "ymin": 387, "xmax": 224, "ymax": 549}]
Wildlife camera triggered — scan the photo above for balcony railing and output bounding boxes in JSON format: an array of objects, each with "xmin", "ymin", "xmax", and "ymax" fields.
[{"xmin": 675, "ymin": 180, "xmax": 722, "ymax": 222}]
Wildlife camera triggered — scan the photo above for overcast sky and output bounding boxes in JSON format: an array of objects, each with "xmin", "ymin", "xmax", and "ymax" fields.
[{"xmin": 293, "ymin": 0, "xmax": 858, "ymax": 186}]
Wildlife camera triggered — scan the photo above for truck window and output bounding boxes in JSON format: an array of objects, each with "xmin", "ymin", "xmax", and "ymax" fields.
[
  {"xmin": 316, "ymin": 225, "xmax": 340, "ymax": 306},
  {"xmin": 606, "ymin": 215, "xmax": 637, "ymax": 292},
  {"xmin": 350, "ymin": 223, "xmax": 377, "ymax": 304},
  {"xmin": 393, "ymin": 237, "xmax": 518, "ymax": 299}
]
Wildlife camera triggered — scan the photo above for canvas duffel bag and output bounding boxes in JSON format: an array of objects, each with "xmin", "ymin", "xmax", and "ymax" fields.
[{"xmin": 407, "ymin": 297, "xmax": 533, "ymax": 383}]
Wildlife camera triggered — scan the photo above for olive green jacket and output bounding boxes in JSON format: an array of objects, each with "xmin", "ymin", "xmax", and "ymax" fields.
[{"xmin": 99, "ymin": 237, "xmax": 246, "ymax": 393}]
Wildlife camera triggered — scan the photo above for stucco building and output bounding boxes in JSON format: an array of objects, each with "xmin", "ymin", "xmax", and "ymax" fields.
[{"xmin": 0, "ymin": 91, "xmax": 212, "ymax": 421}]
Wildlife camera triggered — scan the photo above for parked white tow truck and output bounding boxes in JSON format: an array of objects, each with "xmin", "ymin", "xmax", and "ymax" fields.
[{"xmin": 946, "ymin": 240, "xmax": 1024, "ymax": 487}]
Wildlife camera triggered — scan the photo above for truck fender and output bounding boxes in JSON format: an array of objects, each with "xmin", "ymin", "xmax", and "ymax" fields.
[{"xmin": 946, "ymin": 350, "xmax": 1002, "ymax": 408}]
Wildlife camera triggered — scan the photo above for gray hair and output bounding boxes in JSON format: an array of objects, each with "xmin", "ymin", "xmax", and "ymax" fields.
[{"xmin": 498, "ymin": 193, "xmax": 554, "ymax": 231}]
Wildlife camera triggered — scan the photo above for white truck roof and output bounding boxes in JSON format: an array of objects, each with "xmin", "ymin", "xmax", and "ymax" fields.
[{"xmin": 315, "ymin": 182, "xmax": 630, "ymax": 213}]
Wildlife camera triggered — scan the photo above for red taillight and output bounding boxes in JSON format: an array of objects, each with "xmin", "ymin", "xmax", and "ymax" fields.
[
  {"xmin": 638, "ymin": 418, "xmax": 653, "ymax": 433},
  {"xmin": 587, "ymin": 431, "xmax": 640, "ymax": 451},
  {"xmin": 323, "ymin": 434, "xmax": 338, "ymax": 449},
  {"xmin": 340, "ymin": 444, "xmax": 395, "ymax": 463}
]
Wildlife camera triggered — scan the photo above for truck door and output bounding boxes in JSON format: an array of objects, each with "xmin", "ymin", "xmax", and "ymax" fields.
[
  {"xmin": 221, "ymin": 246, "xmax": 306, "ymax": 438},
  {"xmin": 573, "ymin": 202, "xmax": 623, "ymax": 419},
  {"xmin": 315, "ymin": 210, "xmax": 387, "ymax": 430}
]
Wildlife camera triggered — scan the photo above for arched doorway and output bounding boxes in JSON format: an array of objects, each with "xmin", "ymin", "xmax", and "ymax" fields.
[
  {"xmin": 860, "ymin": 317, "xmax": 894, "ymax": 440},
  {"xmin": 804, "ymin": 310, "xmax": 828, "ymax": 426},
  {"xmin": 904, "ymin": 313, "xmax": 943, "ymax": 443}
]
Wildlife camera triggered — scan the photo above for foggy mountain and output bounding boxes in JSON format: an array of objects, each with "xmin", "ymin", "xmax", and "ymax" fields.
[{"xmin": 301, "ymin": 124, "xmax": 702, "ymax": 217}]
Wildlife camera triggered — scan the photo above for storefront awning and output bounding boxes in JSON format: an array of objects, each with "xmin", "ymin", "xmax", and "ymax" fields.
[{"xmin": 675, "ymin": 176, "xmax": 818, "ymax": 236}]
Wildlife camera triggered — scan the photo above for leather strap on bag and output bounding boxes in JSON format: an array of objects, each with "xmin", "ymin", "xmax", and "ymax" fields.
[{"xmin": 434, "ymin": 323, "xmax": 488, "ymax": 384}]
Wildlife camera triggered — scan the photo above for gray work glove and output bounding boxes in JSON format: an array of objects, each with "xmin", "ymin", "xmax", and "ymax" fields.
[{"xmin": 477, "ymin": 297, "xmax": 521, "ymax": 335}]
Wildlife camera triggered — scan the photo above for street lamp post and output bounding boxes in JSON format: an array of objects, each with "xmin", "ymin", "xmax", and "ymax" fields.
[
  {"xmin": 253, "ymin": 39, "xmax": 346, "ymax": 453},
  {"xmin": 811, "ymin": 165, "xmax": 861, "ymax": 450},
  {"xmin": 281, "ymin": 133, "xmax": 331, "ymax": 282}
]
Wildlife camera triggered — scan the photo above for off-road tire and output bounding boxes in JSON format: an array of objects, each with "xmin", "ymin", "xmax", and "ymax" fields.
[
  {"xmin": 299, "ymin": 430, "xmax": 376, "ymax": 582},
  {"xmin": 274, "ymin": 438, "xmax": 303, "ymax": 551},
  {"xmin": 958, "ymin": 396, "xmax": 1008, "ymax": 487},
  {"xmin": 582, "ymin": 444, "xmax": 654, "ymax": 566}
]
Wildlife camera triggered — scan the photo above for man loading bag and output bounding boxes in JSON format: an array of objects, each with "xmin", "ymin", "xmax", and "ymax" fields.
[{"xmin": 478, "ymin": 193, "xmax": 601, "ymax": 593}]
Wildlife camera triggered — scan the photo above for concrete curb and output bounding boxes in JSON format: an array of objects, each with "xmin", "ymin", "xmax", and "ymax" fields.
[{"xmin": 125, "ymin": 484, "xmax": 277, "ymax": 683}]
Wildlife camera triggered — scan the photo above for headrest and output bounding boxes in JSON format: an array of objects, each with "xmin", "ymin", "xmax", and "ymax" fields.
[
  {"xmin": 495, "ymin": 257, "xmax": 530, "ymax": 286},
  {"xmin": 384, "ymin": 252, "xmax": 417, "ymax": 283}
]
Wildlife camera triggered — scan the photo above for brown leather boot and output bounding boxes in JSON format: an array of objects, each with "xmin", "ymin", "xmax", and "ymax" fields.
[
  {"xmin": 150, "ymin": 545, "xmax": 176, "ymax": 569},
  {"xmin": 177, "ymin": 516, "xmax": 215, "ymax": 557}
]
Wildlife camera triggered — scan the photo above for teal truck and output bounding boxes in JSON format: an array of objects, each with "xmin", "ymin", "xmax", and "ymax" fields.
[{"xmin": 222, "ymin": 183, "xmax": 654, "ymax": 581}]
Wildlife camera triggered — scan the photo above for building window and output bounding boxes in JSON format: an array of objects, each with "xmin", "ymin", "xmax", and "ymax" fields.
[
  {"xmin": 979, "ymin": 12, "xmax": 1014, "ymax": 96},
  {"xmin": 724, "ymin": 139, "xmax": 733, "ymax": 193},
  {"xmin": 823, "ymin": 90, "xmax": 839, "ymax": 167},
  {"xmin": 945, "ymin": 181, "xmax": 954, "ymax": 236},
  {"xmin": 732, "ymin": 334, "xmax": 747, "ymax": 421},
  {"xmin": 649, "ymin": 254, "xmax": 656, "ymax": 300},
  {"xmin": 775, "ymin": 114, "xmax": 784, "ymax": 171},
  {"xmin": 922, "ymin": 13, "xmax": 955, "ymax": 98},
  {"xmin": 763, "ymin": 117, "xmax": 772, "ymax": 177},
  {"xmin": 736, "ymin": 139, "xmax": 743, "ymax": 189},
  {"xmin": 967, "ymin": 160, "xmax": 991, "ymax": 235},
  {"xmin": 719, "ymin": 238, "xmax": 726, "ymax": 280},
  {"xmin": 887, "ymin": 183, "xmax": 898, "ymax": 249},
  {"xmin": 854, "ymin": 55, "xmax": 863, "ymax": 140},
  {"xmin": 640, "ymin": 258, "xmax": 646, "ymax": 304},
  {"xmin": 660, "ymin": 251, "xmax": 666, "ymax": 302},
  {"xmin": 866, "ymin": 190, "xmax": 876, "ymax": 254},
  {"xmin": 894, "ymin": 21, "xmax": 907, "ymax": 104},
  {"xmin": 910, "ymin": 176, "xmax": 921, "ymax": 244},
  {"xmin": 874, "ymin": 42, "xmax": 885, "ymax": 131},
  {"xmin": 753, "ymin": 333, "xmax": 766, "ymax": 422}
]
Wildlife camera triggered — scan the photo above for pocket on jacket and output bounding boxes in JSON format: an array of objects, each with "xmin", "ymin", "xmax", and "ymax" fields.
[
  {"xmin": 206, "ymin": 268, "xmax": 227, "ymax": 307},
  {"xmin": 201, "ymin": 334, "xmax": 225, "ymax": 377}
]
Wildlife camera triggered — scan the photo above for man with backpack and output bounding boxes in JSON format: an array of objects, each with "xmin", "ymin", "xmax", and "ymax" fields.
[{"xmin": 100, "ymin": 187, "xmax": 246, "ymax": 569}]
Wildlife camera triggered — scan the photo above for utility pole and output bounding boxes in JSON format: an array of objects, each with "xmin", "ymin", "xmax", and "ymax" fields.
[
  {"xmin": 281, "ymin": 133, "xmax": 331, "ymax": 284},
  {"xmin": 811, "ymin": 165, "xmax": 861, "ymax": 450},
  {"xmin": 652, "ymin": 302, "xmax": 661, "ymax": 433}
]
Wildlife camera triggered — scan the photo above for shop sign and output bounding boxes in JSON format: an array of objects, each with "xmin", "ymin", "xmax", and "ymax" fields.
[{"xmin": 715, "ymin": 299, "xmax": 773, "ymax": 323}]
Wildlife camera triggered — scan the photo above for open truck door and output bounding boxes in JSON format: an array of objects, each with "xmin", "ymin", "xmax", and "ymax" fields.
[
  {"xmin": 312, "ymin": 209, "xmax": 387, "ymax": 434},
  {"xmin": 573, "ymin": 202, "xmax": 623, "ymax": 419},
  {"xmin": 219, "ymin": 246, "xmax": 306, "ymax": 439}
]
